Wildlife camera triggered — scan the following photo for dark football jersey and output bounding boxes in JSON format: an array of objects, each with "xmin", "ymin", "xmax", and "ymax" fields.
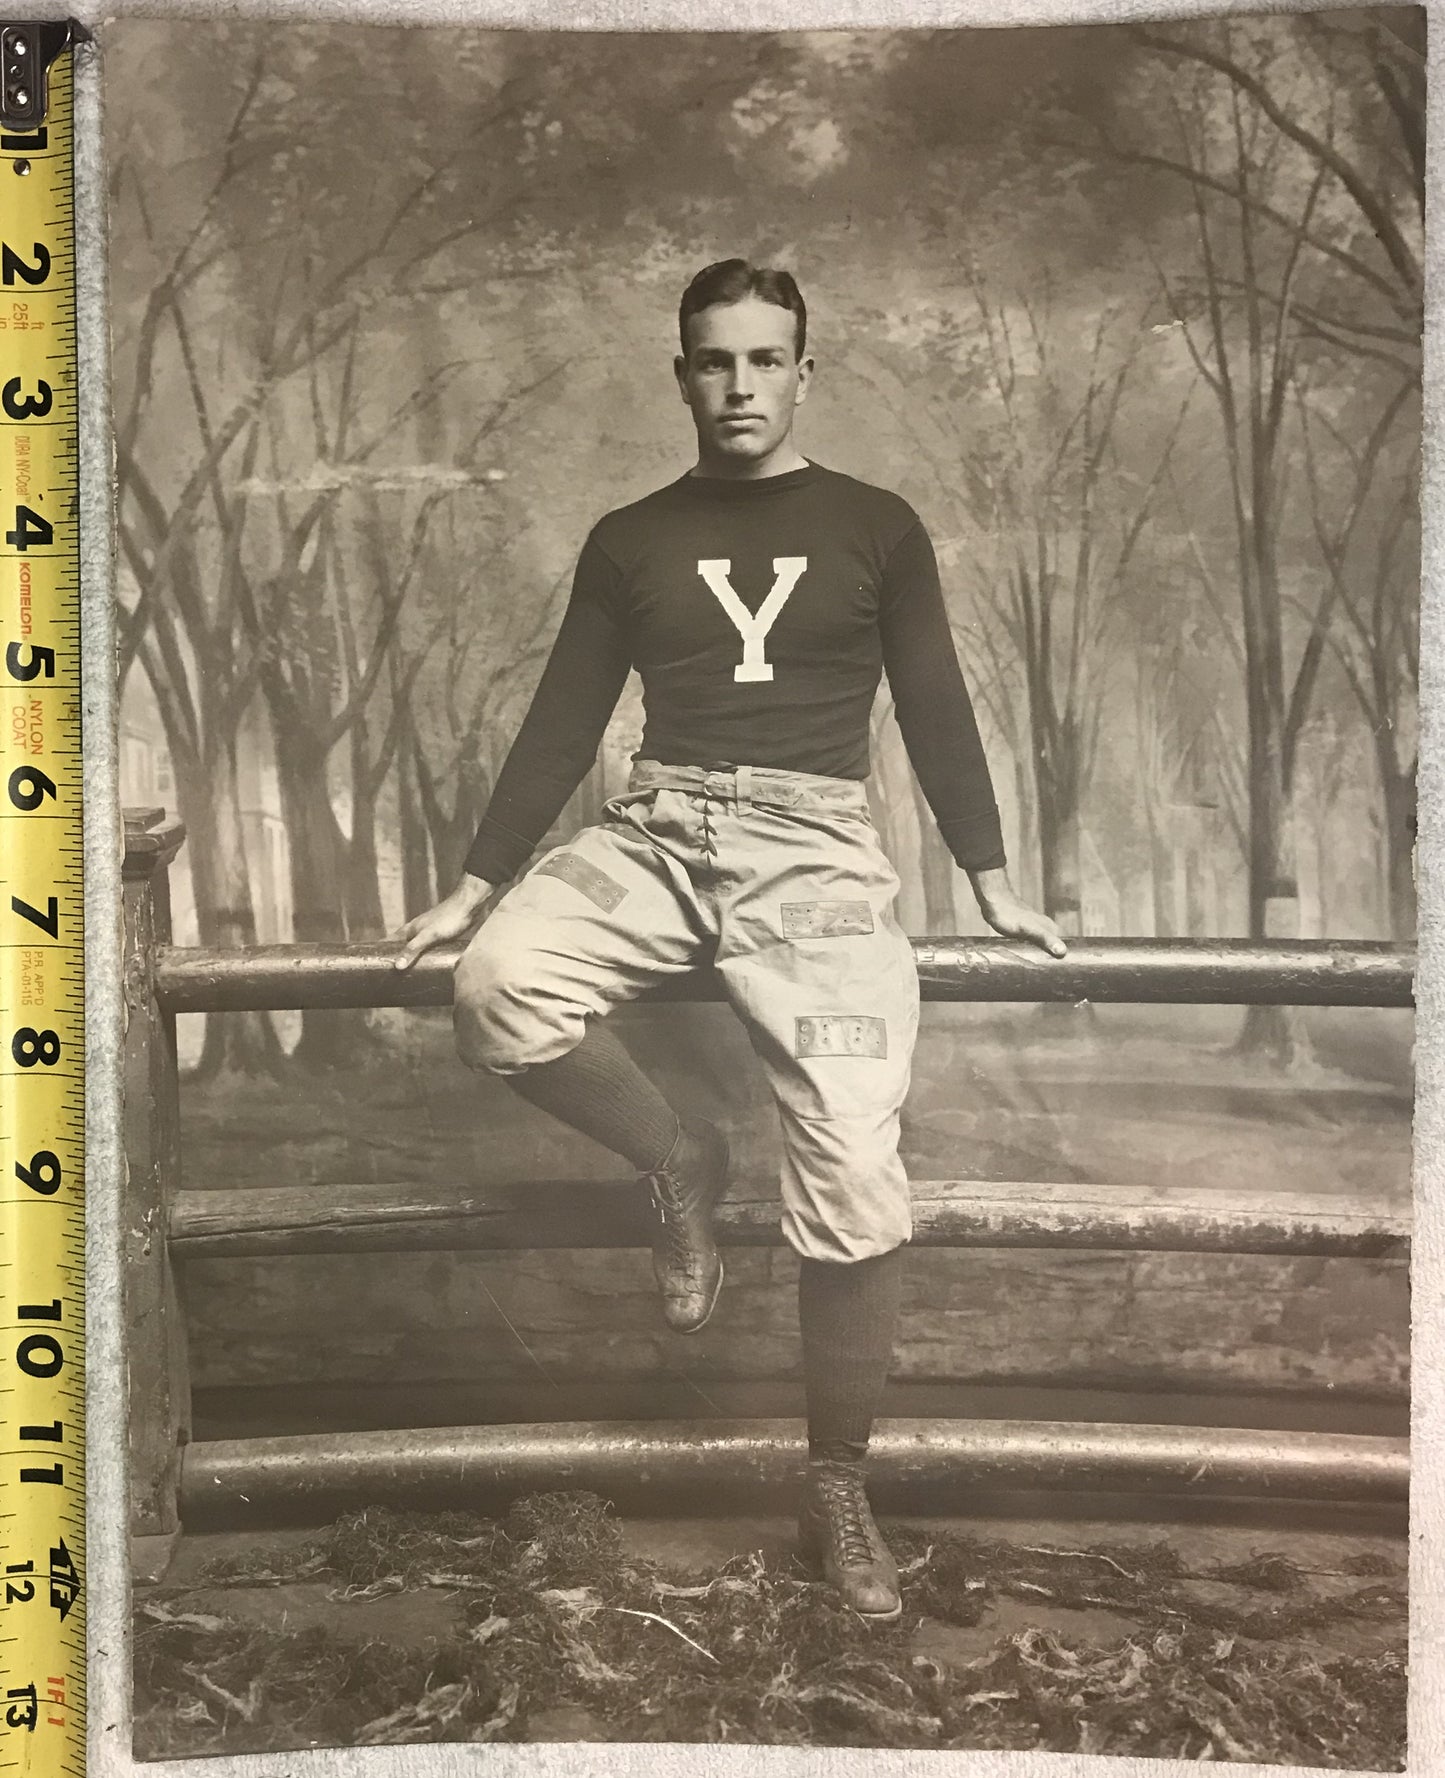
[{"xmin": 465, "ymin": 462, "xmax": 1005, "ymax": 883}]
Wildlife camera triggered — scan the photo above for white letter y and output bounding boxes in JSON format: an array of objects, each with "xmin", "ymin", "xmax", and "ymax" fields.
[{"xmin": 697, "ymin": 557, "xmax": 807, "ymax": 683}]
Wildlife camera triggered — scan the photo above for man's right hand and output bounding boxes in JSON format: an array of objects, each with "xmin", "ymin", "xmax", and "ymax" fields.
[{"xmin": 392, "ymin": 874, "xmax": 497, "ymax": 971}]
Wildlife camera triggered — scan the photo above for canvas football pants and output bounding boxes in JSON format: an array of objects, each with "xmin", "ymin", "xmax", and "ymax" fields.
[{"xmin": 453, "ymin": 760, "xmax": 920, "ymax": 1263}]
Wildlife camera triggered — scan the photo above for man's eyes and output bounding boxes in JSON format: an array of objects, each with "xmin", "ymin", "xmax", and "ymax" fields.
[{"xmin": 699, "ymin": 356, "xmax": 785, "ymax": 370}]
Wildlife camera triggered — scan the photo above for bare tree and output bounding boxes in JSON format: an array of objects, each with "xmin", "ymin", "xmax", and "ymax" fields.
[
  {"xmin": 1294, "ymin": 709, "xmax": 1358, "ymax": 938},
  {"xmin": 1134, "ymin": 624, "xmax": 1216, "ymax": 939},
  {"xmin": 343, "ymin": 509, "xmax": 442, "ymax": 940},
  {"xmin": 1299, "ymin": 393, "xmax": 1419, "ymax": 938},
  {"xmin": 243, "ymin": 408, "xmax": 471, "ymax": 1067},
  {"xmin": 964, "ymin": 281, "xmax": 1185, "ymax": 937},
  {"xmin": 1151, "ymin": 109, "xmax": 1303, "ymax": 1052},
  {"xmin": 391, "ymin": 642, "xmax": 437, "ymax": 920}
]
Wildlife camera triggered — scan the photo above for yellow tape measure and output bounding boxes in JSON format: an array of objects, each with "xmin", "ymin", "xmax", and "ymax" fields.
[{"xmin": 0, "ymin": 21, "xmax": 87, "ymax": 1777}]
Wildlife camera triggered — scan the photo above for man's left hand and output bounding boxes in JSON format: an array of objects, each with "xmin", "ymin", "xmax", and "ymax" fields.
[{"xmin": 977, "ymin": 887, "xmax": 1068, "ymax": 958}]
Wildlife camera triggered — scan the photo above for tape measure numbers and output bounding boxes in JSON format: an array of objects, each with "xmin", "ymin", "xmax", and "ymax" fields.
[{"xmin": 0, "ymin": 22, "xmax": 87, "ymax": 1778}]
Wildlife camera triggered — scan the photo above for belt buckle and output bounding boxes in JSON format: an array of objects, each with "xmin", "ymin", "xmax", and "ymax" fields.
[{"xmin": 701, "ymin": 761, "xmax": 735, "ymax": 802}]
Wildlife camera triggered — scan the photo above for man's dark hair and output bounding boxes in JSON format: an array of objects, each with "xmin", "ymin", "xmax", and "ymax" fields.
[{"xmin": 678, "ymin": 259, "xmax": 807, "ymax": 360}]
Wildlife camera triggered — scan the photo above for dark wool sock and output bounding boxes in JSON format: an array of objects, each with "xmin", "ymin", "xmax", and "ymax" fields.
[
  {"xmin": 799, "ymin": 1247, "xmax": 904, "ymax": 1464},
  {"xmin": 506, "ymin": 1020, "xmax": 681, "ymax": 1172}
]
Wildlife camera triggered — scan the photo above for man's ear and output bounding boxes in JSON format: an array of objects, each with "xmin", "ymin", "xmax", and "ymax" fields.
[
  {"xmin": 674, "ymin": 352, "xmax": 690, "ymax": 403},
  {"xmin": 794, "ymin": 353, "xmax": 816, "ymax": 406}
]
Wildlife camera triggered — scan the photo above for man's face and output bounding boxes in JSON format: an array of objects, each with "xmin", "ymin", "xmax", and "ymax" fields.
[{"xmin": 674, "ymin": 296, "xmax": 813, "ymax": 468}]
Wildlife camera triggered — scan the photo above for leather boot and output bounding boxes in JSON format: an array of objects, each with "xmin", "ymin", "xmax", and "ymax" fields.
[
  {"xmin": 798, "ymin": 1459, "xmax": 901, "ymax": 1621},
  {"xmin": 643, "ymin": 1119, "xmax": 730, "ymax": 1333}
]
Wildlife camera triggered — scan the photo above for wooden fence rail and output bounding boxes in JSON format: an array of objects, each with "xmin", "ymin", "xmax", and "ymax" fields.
[
  {"xmin": 169, "ymin": 1177, "xmax": 1408, "ymax": 1260},
  {"xmin": 183, "ymin": 1419, "xmax": 1409, "ymax": 1527},
  {"xmin": 153, "ymin": 934, "xmax": 1414, "ymax": 1012}
]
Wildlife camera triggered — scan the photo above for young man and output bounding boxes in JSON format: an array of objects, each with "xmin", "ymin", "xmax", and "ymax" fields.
[{"xmin": 394, "ymin": 259, "xmax": 1065, "ymax": 1622}]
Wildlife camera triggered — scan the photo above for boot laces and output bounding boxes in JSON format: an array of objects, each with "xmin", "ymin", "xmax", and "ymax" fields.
[
  {"xmin": 647, "ymin": 1166, "xmax": 697, "ymax": 1272},
  {"xmin": 817, "ymin": 1467, "xmax": 878, "ymax": 1568}
]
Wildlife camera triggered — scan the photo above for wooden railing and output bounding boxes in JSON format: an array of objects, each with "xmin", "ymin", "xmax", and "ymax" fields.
[{"xmin": 121, "ymin": 809, "xmax": 1414, "ymax": 1551}]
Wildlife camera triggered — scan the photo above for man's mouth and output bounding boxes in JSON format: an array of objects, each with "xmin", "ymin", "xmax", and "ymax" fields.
[{"xmin": 720, "ymin": 414, "xmax": 762, "ymax": 426}]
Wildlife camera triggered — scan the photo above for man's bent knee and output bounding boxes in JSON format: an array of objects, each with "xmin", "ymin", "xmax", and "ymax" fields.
[{"xmin": 452, "ymin": 934, "xmax": 584, "ymax": 1075}]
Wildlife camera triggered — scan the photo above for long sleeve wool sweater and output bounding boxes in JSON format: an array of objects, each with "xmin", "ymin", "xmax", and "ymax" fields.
[{"xmin": 464, "ymin": 461, "xmax": 1005, "ymax": 885}]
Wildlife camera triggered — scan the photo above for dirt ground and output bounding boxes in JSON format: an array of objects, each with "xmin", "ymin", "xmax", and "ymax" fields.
[{"xmin": 133, "ymin": 1498, "xmax": 1407, "ymax": 1765}]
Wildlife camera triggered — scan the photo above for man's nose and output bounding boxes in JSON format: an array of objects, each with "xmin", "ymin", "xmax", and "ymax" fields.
[{"xmin": 725, "ymin": 362, "xmax": 754, "ymax": 400}]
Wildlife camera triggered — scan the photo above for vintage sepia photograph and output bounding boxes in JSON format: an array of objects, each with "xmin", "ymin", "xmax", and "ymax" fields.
[{"xmin": 108, "ymin": 11, "xmax": 1419, "ymax": 1763}]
